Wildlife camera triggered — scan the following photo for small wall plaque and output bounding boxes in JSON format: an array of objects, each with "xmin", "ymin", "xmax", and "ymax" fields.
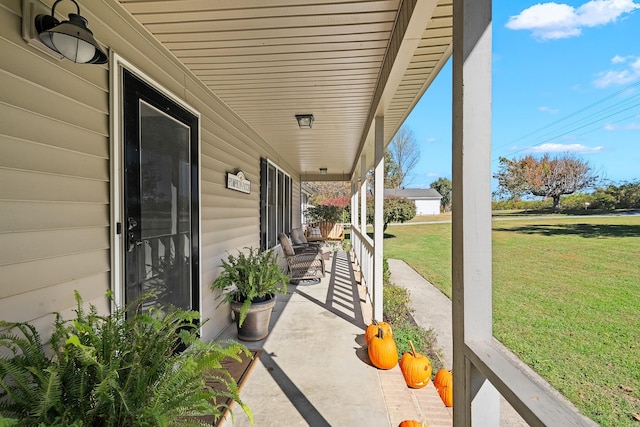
[{"xmin": 227, "ymin": 170, "xmax": 251, "ymax": 194}]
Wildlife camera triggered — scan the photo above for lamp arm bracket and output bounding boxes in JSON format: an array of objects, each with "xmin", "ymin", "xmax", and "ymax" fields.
[{"xmin": 51, "ymin": 0, "xmax": 81, "ymax": 17}]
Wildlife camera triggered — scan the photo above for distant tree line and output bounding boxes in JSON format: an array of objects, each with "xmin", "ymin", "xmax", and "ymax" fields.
[{"xmin": 600, "ymin": 181, "xmax": 640, "ymax": 209}]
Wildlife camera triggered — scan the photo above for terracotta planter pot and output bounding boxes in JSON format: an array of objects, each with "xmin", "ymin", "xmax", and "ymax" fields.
[{"xmin": 230, "ymin": 294, "xmax": 276, "ymax": 341}]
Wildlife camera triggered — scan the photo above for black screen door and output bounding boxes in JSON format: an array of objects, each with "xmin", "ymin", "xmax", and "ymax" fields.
[{"xmin": 122, "ymin": 69, "xmax": 199, "ymax": 312}]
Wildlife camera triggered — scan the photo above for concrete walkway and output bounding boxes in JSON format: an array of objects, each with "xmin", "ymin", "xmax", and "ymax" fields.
[
  {"xmin": 217, "ymin": 251, "xmax": 452, "ymax": 427},
  {"xmin": 387, "ymin": 259, "xmax": 528, "ymax": 427}
]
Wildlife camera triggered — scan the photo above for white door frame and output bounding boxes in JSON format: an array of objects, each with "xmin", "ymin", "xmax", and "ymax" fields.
[{"xmin": 109, "ymin": 53, "xmax": 202, "ymax": 315}]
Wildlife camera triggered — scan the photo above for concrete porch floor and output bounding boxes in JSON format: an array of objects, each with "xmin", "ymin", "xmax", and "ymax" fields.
[{"xmin": 216, "ymin": 251, "xmax": 453, "ymax": 427}]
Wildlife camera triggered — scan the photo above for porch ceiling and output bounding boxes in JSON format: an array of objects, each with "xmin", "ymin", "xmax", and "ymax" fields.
[{"xmin": 118, "ymin": 0, "xmax": 452, "ymax": 180}]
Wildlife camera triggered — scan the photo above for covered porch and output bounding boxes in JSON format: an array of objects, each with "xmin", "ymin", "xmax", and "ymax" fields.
[
  {"xmin": 1, "ymin": 0, "xmax": 597, "ymax": 424},
  {"xmin": 217, "ymin": 250, "xmax": 453, "ymax": 427}
]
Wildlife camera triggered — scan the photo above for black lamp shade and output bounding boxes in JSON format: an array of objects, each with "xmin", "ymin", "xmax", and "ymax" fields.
[{"xmin": 35, "ymin": 1, "xmax": 107, "ymax": 64}]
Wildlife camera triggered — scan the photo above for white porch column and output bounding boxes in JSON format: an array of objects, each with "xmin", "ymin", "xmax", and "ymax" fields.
[
  {"xmin": 360, "ymin": 155, "xmax": 368, "ymax": 289},
  {"xmin": 360, "ymin": 155, "xmax": 367, "ymax": 235},
  {"xmin": 351, "ymin": 174, "xmax": 360, "ymax": 265},
  {"xmin": 452, "ymin": 0, "xmax": 498, "ymax": 426},
  {"xmin": 373, "ymin": 116, "xmax": 384, "ymax": 321},
  {"xmin": 351, "ymin": 175, "xmax": 359, "ymax": 232}
]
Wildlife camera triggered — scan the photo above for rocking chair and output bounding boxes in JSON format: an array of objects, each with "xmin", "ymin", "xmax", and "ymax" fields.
[{"xmin": 278, "ymin": 233, "xmax": 325, "ymax": 284}]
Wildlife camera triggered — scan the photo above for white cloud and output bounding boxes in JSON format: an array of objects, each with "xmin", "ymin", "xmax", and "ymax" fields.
[
  {"xmin": 594, "ymin": 55, "xmax": 640, "ymax": 87},
  {"xmin": 577, "ymin": 0, "xmax": 639, "ymax": 25},
  {"xmin": 605, "ymin": 122, "xmax": 640, "ymax": 130},
  {"xmin": 527, "ymin": 143, "xmax": 603, "ymax": 153},
  {"xmin": 425, "ymin": 138, "xmax": 436, "ymax": 143},
  {"xmin": 539, "ymin": 106, "xmax": 560, "ymax": 114},
  {"xmin": 594, "ymin": 69, "xmax": 636, "ymax": 86},
  {"xmin": 506, "ymin": 0, "xmax": 640, "ymax": 40},
  {"xmin": 611, "ymin": 54, "xmax": 630, "ymax": 63}
]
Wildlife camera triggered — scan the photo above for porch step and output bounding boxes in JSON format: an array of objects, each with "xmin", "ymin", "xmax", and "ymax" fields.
[
  {"xmin": 379, "ymin": 366, "xmax": 452, "ymax": 427},
  {"xmin": 358, "ymin": 273, "xmax": 452, "ymax": 427}
]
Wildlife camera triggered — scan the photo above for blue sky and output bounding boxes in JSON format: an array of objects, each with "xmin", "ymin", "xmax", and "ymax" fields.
[{"xmin": 404, "ymin": 0, "xmax": 640, "ymax": 190}]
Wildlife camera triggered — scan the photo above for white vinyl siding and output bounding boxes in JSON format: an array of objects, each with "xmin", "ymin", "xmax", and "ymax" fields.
[
  {"xmin": 414, "ymin": 199, "xmax": 440, "ymax": 215},
  {"xmin": 0, "ymin": 1, "xmax": 110, "ymax": 329},
  {"xmin": 0, "ymin": 0, "xmax": 301, "ymax": 341}
]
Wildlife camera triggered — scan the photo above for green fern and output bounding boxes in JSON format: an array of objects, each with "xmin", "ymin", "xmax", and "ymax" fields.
[
  {"xmin": 0, "ymin": 292, "xmax": 253, "ymax": 426},
  {"xmin": 211, "ymin": 247, "xmax": 289, "ymax": 327}
]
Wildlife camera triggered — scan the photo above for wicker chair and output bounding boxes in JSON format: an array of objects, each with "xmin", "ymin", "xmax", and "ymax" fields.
[
  {"xmin": 278, "ymin": 233, "xmax": 325, "ymax": 283},
  {"xmin": 290, "ymin": 227, "xmax": 331, "ymax": 260}
]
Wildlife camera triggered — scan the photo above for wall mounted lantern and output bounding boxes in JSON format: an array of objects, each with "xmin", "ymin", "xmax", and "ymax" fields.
[
  {"xmin": 295, "ymin": 114, "xmax": 314, "ymax": 129},
  {"xmin": 32, "ymin": 0, "xmax": 107, "ymax": 64}
]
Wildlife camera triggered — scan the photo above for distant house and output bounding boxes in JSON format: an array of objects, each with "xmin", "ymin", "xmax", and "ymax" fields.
[{"xmin": 384, "ymin": 188, "xmax": 442, "ymax": 215}]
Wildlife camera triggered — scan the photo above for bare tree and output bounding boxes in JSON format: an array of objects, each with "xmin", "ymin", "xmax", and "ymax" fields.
[
  {"xmin": 364, "ymin": 149, "xmax": 400, "ymax": 192},
  {"xmin": 388, "ymin": 126, "xmax": 420, "ymax": 188}
]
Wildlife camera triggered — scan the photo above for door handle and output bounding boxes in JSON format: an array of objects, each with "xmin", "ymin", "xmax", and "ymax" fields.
[
  {"xmin": 128, "ymin": 217, "xmax": 138, "ymax": 230},
  {"xmin": 127, "ymin": 217, "xmax": 141, "ymax": 252},
  {"xmin": 127, "ymin": 232, "xmax": 143, "ymax": 252}
]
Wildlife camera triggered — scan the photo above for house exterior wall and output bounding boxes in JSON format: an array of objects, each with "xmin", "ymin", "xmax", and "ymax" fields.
[
  {"xmin": 414, "ymin": 199, "xmax": 440, "ymax": 215},
  {"xmin": 0, "ymin": 0, "xmax": 300, "ymax": 341}
]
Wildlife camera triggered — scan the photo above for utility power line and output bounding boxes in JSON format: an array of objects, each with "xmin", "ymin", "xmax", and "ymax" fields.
[{"xmin": 492, "ymin": 79, "xmax": 640, "ymax": 160}]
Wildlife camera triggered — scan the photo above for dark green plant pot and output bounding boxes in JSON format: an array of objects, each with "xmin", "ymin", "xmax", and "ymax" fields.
[{"xmin": 230, "ymin": 294, "xmax": 276, "ymax": 341}]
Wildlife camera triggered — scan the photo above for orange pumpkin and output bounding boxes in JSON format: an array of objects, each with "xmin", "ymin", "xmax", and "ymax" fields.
[
  {"xmin": 433, "ymin": 369, "xmax": 453, "ymax": 407},
  {"xmin": 398, "ymin": 420, "xmax": 427, "ymax": 427},
  {"xmin": 365, "ymin": 320, "xmax": 392, "ymax": 344},
  {"xmin": 367, "ymin": 327, "xmax": 398, "ymax": 369},
  {"xmin": 399, "ymin": 340, "xmax": 432, "ymax": 388}
]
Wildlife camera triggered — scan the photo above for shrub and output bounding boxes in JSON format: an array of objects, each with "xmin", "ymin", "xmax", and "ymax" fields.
[
  {"xmin": 366, "ymin": 196, "xmax": 417, "ymax": 230},
  {"xmin": 589, "ymin": 191, "xmax": 617, "ymax": 209},
  {"xmin": 560, "ymin": 192, "xmax": 616, "ymax": 211},
  {"xmin": 560, "ymin": 193, "xmax": 591, "ymax": 210},
  {"xmin": 381, "ymin": 269, "xmax": 443, "ymax": 371},
  {"xmin": 393, "ymin": 323, "xmax": 443, "ymax": 372},
  {"xmin": 491, "ymin": 199, "xmax": 552, "ymax": 211},
  {"xmin": 383, "ymin": 258, "xmax": 391, "ymax": 285},
  {"xmin": 382, "ymin": 283, "xmax": 412, "ymax": 325}
]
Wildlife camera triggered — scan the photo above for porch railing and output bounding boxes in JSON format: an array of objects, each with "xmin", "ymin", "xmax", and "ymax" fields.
[{"xmin": 349, "ymin": 225, "xmax": 373, "ymax": 294}]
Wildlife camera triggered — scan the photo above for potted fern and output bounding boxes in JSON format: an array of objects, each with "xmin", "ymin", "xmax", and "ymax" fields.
[
  {"xmin": 0, "ymin": 292, "xmax": 252, "ymax": 426},
  {"xmin": 211, "ymin": 247, "xmax": 289, "ymax": 341}
]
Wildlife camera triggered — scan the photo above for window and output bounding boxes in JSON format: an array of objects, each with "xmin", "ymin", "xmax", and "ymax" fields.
[{"xmin": 260, "ymin": 158, "xmax": 292, "ymax": 249}]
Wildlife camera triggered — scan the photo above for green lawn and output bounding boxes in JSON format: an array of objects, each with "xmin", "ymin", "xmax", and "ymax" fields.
[{"xmin": 383, "ymin": 216, "xmax": 640, "ymax": 426}]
